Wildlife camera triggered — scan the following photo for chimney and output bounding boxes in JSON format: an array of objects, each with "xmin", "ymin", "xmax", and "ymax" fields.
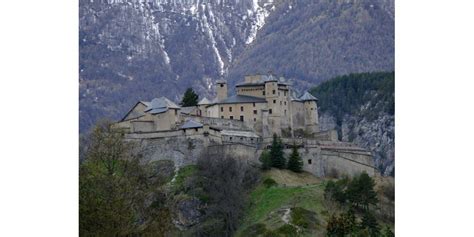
[{"xmin": 216, "ymin": 80, "xmax": 227, "ymax": 101}]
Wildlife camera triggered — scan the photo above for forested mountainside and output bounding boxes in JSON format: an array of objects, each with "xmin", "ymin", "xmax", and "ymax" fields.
[
  {"xmin": 79, "ymin": 0, "xmax": 394, "ymax": 132},
  {"xmin": 310, "ymin": 72, "xmax": 395, "ymax": 176}
]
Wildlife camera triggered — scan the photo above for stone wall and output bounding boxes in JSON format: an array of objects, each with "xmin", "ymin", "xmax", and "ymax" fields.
[
  {"xmin": 125, "ymin": 130, "xmax": 375, "ymax": 178},
  {"xmin": 181, "ymin": 114, "xmax": 253, "ymax": 131}
]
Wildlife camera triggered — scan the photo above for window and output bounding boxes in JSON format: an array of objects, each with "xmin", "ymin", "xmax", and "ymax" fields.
[
  {"xmin": 254, "ymin": 118, "xmax": 256, "ymax": 122},
  {"xmin": 269, "ymin": 109, "xmax": 272, "ymax": 114},
  {"xmin": 221, "ymin": 107, "xmax": 223, "ymax": 112},
  {"xmin": 220, "ymin": 84, "xmax": 224, "ymax": 87},
  {"xmin": 240, "ymin": 115, "xmax": 244, "ymax": 121},
  {"xmin": 195, "ymin": 128, "xmax": 198, "ymax": 132},
  {"xmin": 253, "ymin": 110, "xmax": 257, "ymax": 115},
  {"xmin": 241, "ymin": 106, "xmax": 244, "ymax": 112},
  {"xmin": 308, "ymin": 159, "xmax": 312, "ymax": 164},
  {"xmin": 284, "ymin": 110, "xmax": 287, "ymax": 115},
  {"xmin": 272, "ymin": 90, "xmax": 275, "ymax": 94},
  {"xmin": 175, "ymin": 109, "xmax": 178, "ymax": 115},
  {"xmin": 280, "ymin": 101, "xmax": 282, "ymax": 105},
  {"xmin": 284, "ymin": 91, "xmax": 287, "ymax": 96},
  {"xmin": 230, "ymin": 116, "xmax": 234, "ymax": 120},
  {"xmin": 284, "ymin": 101, "xmax": 287, "ymax": 105},
  {"xmin": 229, "ymin": 137, "xmax": 232, "ymax": 140},
  {"xmin": 221, "ymin": 116, "xmax": 224, "ymax": 119},
  {"xmin": 253, "ymin": 102, "xmax": 255, "ymax": 107},
  {"xmin": 273, "ymin": 100, "xmax": 276, "ymax": 104},
  {"xmin": 263, "ymin": 91, "xmax": 266, "ymax": 96},
  {"xmin": 229, "ymin": 107, "xmax": 232, "ymax": 112}
]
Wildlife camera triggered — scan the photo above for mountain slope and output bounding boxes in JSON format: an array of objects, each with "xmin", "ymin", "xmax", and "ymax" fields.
[
  {"xmin": 227, "ymin": 0, "xmax": 394, "ymax": 89},
  {"xmin": 79, "ymin": 0, "xmax": 394, "ymax": 132},
  {"xmin": 310, "ymin": 72, "xmax": 395, "ymax": 176},
  {"xmin": 79, "ymin": 0, "xmax": 277, "ymax": 132}
]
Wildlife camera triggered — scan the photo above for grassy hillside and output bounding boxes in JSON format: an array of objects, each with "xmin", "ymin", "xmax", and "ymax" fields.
[{"xmin": 236, "ymin": 169, "xmax": 394, "ymax": 237}]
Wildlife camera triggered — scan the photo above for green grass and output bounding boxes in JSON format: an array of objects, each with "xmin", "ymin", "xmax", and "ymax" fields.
[
  {"xmin": 172, "ymin": 165, "xmax": 197, "ymax": 191},
  {"xmin": 236, "ymin": 170, "xmax": 329, "ymax": 237}
]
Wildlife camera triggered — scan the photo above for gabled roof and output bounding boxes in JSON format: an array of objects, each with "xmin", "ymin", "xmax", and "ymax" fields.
[
  {"xmin": 180, "ymin": 120, "xmax": 203, "ymax": 129},
  {"xmin": 198, "ymin": 97, "xmax": 211, "ymax": 105},
  {"xmin": 142, "ymin": 97, "xmax": 180, "ymax": 115},
  {"xmin": 299, "ymin": 91, "xmax": 318, "ymax": 101},
  {"xmin": 218, "ymin": 95, "xmax": 267, "ymax": 104},
  {"xmin": 145, "ymin": 97, "xmax": 180, "ymax": 111},
  {"xmin": 120, "ymin": 101, "xmax": 148, "ymax": 121}
]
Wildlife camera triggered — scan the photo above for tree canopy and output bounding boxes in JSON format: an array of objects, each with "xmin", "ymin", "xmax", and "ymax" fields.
[
  {"xmin": 287, "ymin": 144, "xmax": 303, "ymax": 173},
  {"xmin": 269, "ymin": 134, "xmax": 286, "ymax": 169},
  {"xmin": 180, "ymin": 87, "xmax": 199, "ymax": 107}
]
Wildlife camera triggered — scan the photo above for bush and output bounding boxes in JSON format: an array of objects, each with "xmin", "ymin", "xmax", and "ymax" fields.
[
  {"xmin": 241, "ymin": 223, "xmax": 268, "ymax": 236},
  {"xmin": 263, "ymin": 178, "xmax": 277, "ymax": 188},
  {"xmin": 276, "ymin": 224, "xmax": 298, "ymax": 237},
  {"xmin": 290, "ymin": 207, "xmax": 318, "ymax": 229}
]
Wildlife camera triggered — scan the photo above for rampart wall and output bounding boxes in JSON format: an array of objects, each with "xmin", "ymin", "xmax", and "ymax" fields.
[{"xmin": 125, "ymin": 128, "xmax": 375, "ymax": 177}]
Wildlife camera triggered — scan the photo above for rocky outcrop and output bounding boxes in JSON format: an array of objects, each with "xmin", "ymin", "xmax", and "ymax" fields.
[
  {"xmin": 320, "ymin": 111, "xmax": 394, "ymax": 176},
  {"xmin": 174, "ymin": 196, "xmax": 204, "ymax": 228}
]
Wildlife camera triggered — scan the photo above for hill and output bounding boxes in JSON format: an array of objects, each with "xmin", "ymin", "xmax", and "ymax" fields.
[
  {"xmin": 310, "ymin": 72, "xmax": 394, "ymax": 176},
  {"xmin": 235, "ymin": 169, "xmax": 394, "ymax": 236}
]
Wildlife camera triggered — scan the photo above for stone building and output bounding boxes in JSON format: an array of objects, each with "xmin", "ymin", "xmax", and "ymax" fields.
[
  {"xmin": 116, "ymin": 74, "xmax": 319, "ymax": 139},
  {"xmin": 114, "ymin": 74, "xmax": 376, "ymax": 177}
]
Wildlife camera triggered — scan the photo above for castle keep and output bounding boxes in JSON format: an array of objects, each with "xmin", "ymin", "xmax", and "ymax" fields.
[{"xmin": 115, "ymin": 74, "xmax": 376, "ymax": 177}]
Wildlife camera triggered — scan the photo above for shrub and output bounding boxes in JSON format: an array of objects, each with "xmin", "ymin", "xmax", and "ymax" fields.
[
  {"xmin": 290, "ymin": 207, "xmax": 318, "ymax": 229},
  {"xmin": 242, "ymin": 223, "xmax": 268, "ymax": 236},
  {"xmin": 263, "ymin": 178, "xmax": 277, "ymax": 188},
  {"xmin": 276, "ymin": 224, "xmax": 298, "ymax": 237}
]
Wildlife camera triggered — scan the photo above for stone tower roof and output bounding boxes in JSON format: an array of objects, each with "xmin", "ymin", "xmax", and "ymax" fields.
[{"xmin": 299, "ymin": 91, "xmax": 318, "ymax": 101}]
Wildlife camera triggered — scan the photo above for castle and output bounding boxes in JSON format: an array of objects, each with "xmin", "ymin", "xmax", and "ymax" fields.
[{"xmin": 115, "ymin": 74, "xmax": 376, "ymax": 177}]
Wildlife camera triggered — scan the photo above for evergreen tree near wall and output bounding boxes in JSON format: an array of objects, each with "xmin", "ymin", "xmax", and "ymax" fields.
[
  {"xmin": 270, "ymin": 134, "xmax": 286, "ymax": 169},
  {"xmin": 180, "ymin": 88, "xmax": 199, "ymax": 107},
  {"xmin": 259, "ymin": 150, "xmax": 272, "ymax": 170},
  {"xmin": 287, "ymin": 144, "xmax": 303, "ymax": 173}
]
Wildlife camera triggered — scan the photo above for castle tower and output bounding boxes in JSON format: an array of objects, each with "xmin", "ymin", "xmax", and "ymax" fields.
[
  {"xmin": 300, "ymin": 92, "xmax": 320, "ymax": 134},
  {"xmin": 216, "ymin": 80, "xmax": 227, "ymax": 101}
]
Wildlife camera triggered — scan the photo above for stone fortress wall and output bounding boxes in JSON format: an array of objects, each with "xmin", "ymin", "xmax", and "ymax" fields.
[{"xmin": 124, "ymin": 127, "xmax": 376, "ymax": 177}]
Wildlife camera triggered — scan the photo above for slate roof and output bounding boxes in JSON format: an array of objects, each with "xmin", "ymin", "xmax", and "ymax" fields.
[
  {"xmin": 218, "ymin": 95, "xmax": 267, "ymax": 104},
  {"xmin": 180, "ymin": 120, "xmax": 203, "ymax": 129},
  {"xmin": 143, "ymin": 97, "xmax": 180, "ymax": 115},
  {"xmin": 299, "ymin": 91, "xmax": 318, "ymax": 101},
  {"xmin": 198, "ymin": 97, "xmax": 211, "ymax": 105}
]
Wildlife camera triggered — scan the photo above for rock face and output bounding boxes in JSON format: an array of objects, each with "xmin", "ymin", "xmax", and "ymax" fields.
[
  {"xmin": 174, "ymin": 197, "xmax": 203, "ymax": 228},
  {"xmin": 79, "ymin": 0, "xmax": 394, "ymax": 132},
  {"xmin": 319, "ymin": 111, "xmax": 394, "ymax": 176}
]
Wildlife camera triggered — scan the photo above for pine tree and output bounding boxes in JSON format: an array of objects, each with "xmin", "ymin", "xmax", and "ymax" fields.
[
  {"xmin": 347, "ymin": 172, "xmax": 378, "ymax": 210},
  {"xmin": 361, "ymin": 211, "xmax": 380, "ymax": 237},
  {"xmin": 287, "ymin": 144, "xmax": 303, "ymax": 173},
  {"xmin": 259, "ymin": 150, "xmax": 272, "ymax": 170},
  {"xmin": 180, "ymin": 88, "xmax": 199, "ymax": 106},
  {"xmin": 269, "ymin": 134, "xmax": 285, "ymax": 169}
]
